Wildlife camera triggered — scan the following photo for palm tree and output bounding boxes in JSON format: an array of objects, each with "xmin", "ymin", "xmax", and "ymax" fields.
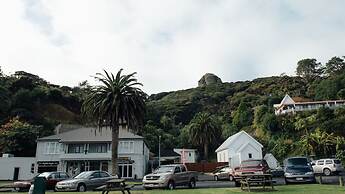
[
  {"xmin": 82, "ymin": 69, "xmax": 146, "ymax": 176},
  {"xmin": 188, "ymin": 112, "xmax": 221, "ymax": 160}
]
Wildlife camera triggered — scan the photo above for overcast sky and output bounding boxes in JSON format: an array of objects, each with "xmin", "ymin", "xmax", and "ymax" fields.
[{"xmin": 1, "ymin": 0, "xmax": 345, "ymax": 94}]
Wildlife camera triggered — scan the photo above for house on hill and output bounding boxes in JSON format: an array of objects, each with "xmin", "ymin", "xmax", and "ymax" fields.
[
  {"xmin": 274, "ymin": 94, "xmax": 345, "ymax": 115},
  {"xmin": 215, "ymin": 131, "xmax": 263, "ymax": 168}
]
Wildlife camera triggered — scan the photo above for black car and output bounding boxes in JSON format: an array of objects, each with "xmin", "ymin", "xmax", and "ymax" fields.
[{"xmin": 283, "ymin": 157, "xmax": 316, "ymax": 184}]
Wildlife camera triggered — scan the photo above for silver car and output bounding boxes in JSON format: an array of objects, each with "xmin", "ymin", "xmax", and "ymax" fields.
[
  {"xmin": 213, "ymin": 166, "xmax": 233, "ymax": 181},
  {"xmin": 312, "ymin": 159, "xmax": 344, "ymax": 176},
  {"xmin": 55, "ymin": 171, "xmax": 113, "ymax": 192}
]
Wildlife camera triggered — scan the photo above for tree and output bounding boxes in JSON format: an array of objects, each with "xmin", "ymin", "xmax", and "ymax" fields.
[
  {"xmin": 82, "ymin": 69, "xmax": 146, "ymax": 176},
  {"xmin": 296, "ymin": 58, "xmax": 324, "ymax": 81},
  {"xmin": 325, "ymin": 56, "xmax": 345, "ymax": 76},
  {"xmin": 233, "ymin": 101, "xmax": 253, "ymax": 129},
  {"xmin": 0, "ymin": 117, "xmax": 42, "ymax": 156},
  {"xmin": 299, "ymin": 128, "xmax": 336, "ymax": 157},
  {"xmin": 188, "ymin": 112, "xmax": 221, "ymax": 160}
]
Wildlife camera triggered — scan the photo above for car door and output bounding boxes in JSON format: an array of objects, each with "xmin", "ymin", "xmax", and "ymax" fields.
[
  {"xmin": 87, "ymin": 172, "xmax": 102, "ymax": 189},
  {"xmin": 315, "ymin": 160, "xmax": 324, "ymax": 173},
  {"xmin": 99, "ymin": 172, "xmax": 111, "ymax": 185},
  {"xmin": 174, "ymin": 166, "xmax": 183, "ymax": 185},
  {"xmin": 179, "ymin": 165, "xmax": 189, "ymax": 183}
]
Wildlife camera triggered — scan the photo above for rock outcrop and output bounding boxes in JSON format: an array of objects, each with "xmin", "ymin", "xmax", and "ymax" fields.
[{"xmin": 198, "ymin": 73, "xmax": 222, "ymax": 87}]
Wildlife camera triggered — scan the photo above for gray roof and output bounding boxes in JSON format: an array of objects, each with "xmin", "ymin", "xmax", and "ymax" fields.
[
  {"xmin": 215, "ymin": 130, "xmax": 263, "ymax": 152},
  {"xmin": 38, "ymin": 126, "xmax": 143, "ymax": 142}
]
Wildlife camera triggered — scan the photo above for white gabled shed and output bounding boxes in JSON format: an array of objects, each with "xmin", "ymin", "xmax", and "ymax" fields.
[{"xmin": 215, "ymin": 131, "xmax": 263, "ymax": 168}]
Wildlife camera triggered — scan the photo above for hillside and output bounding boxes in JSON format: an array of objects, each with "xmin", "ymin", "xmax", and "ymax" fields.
[{"xmin": 1, "ymin": 58, "xmax": 345, "ymax": 162}]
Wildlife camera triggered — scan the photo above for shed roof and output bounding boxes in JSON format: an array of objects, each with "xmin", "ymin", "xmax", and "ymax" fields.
[{"xmin": 215, "ymin": 130, "xmax": 263, "ymax": 152}]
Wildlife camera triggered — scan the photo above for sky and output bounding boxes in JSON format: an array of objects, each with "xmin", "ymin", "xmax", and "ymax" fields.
[{"xmin": 1, "ymin": 0, "xmax": 345, "ymax": 94}]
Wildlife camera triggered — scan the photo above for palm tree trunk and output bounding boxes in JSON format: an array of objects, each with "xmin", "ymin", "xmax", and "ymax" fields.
[
  {"xmin": 204, "ymin": 142, "xmax": 209, "ymax": 161},
  {"xmin": 111, "ymin": 124, "xmax": 119, "ymax": 176}
]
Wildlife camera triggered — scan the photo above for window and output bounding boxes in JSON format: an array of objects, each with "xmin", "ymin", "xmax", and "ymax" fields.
[
  {"xmin": 317, "ymin": 160, "xmax": 324, "ymax": 165},
  {"xmin": 59, "ymin": 173, "xmax": 69, "ymax": 179},
  {"xmin": 30, "ymin": 164, "xmax": 35, "ymax": 173},
  {"xmin": 174, "ymin": 166, "xmax": 181, "ymax": 173},
  {"xmin": 325, "ymin": 160, "xmax": 333, "ymax": 164},
  {"xmin": 44, "ymin": 142, "xmax": 61, "ymax": 154},
  {"xmin": 248, "ymin": 153, "xmax": 252, "ymax": 159},
  {"xmin": 68, "ymin": 144, "xmax": 84, "ymax": 153},
  {"xmin": 118, "ymin": 141, "xmax": 134, "ymax": 153},
  {"xmin": 181, "ymin": 165, "xmax": 186, "ymax": 172},
  {"xmin": 89, "ymin": 143, "xmax": 108, "ymax": 153},
  {"xmin": 100, "ymin": 172, "xmax": 110, "ymax": 177}
]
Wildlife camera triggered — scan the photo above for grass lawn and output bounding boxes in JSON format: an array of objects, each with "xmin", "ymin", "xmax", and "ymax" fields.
[{"xmin": 1, "ymin": 184, "xmax": 344, "ymax": 194}]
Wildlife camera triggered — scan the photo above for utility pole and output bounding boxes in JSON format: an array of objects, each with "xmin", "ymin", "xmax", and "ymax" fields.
[{"xmin": 158, "ymin": 135, "xmax": 161, "ymax": 167}]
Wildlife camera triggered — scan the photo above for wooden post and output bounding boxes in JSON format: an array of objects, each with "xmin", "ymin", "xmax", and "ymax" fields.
[
  {"xmin": 319, "ymin": 175, "xmax": 323, "ymax": 184},
  {"xmin": 339, "ymin": 176, "xmax": 344, "ymax": 187}
]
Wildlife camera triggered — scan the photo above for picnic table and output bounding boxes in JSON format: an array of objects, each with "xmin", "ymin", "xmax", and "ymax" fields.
[
  {"xmin": 239, "ymin": 174, "xmax": 274, "ymax": 192},
  {"xmin": 99, "ymin": 179, "xmax": 134, "ymax": 194}
]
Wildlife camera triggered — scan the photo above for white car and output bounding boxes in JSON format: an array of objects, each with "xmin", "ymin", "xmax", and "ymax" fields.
[{"xmin": 312, "ymin": 159, "xmax": 344, "ymax": 176}]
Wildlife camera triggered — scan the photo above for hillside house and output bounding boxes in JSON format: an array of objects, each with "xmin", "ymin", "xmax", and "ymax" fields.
[{"xmin": 274, "ymin": 94, "xmax": 345, "ymax": 115}]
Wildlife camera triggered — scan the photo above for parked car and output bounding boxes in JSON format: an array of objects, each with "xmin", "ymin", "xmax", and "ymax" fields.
[
  {"xmin": 284, "ymin": 157, "xmax": 316, "ymax": 184},
  {"xmin": 142, "ymin": 164, "xmax": 198, "ymax": 190},
  {"xmin": 14, "ymin": 172, "xmax": 69, "ymax": 191},
  {"xmin": 55, "ymin": 171, "xmax": 113, "ymax": 192},
  {"xmin": 212, "ymin": 166, "xmax": 234, "ymax": 181},
  {"xmin": 312, "ymin": 158, "xmax": 344, "ymax": 176},
  {"xmin": 233, "ymin": 159, "xmax": 270, "ymax": 187}
]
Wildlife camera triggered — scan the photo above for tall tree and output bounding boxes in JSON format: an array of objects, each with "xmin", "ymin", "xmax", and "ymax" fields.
[
  {"xmin": 233, "ymin": 101, "xmax": 253, "ymax": 129},
  {"xmin": 188, "ymin": 112, "xmax": 221, "ymax": 160},
  {"xmin": 82, "ymin": 69, "xmax": 146, "ymax": 176},
  {"xmin": 325, "ymin": 56, "xmax": 345, "ymax": 76},
  {"xmin": 296, "ymin": 58, "xmax": 324, "ymax": 81}
]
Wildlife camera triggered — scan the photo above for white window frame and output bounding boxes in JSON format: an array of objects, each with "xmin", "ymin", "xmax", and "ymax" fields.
[
  {"xmin": 44, "ymin": 142, "xmax": 61, "ymax": 154},
  {"xmin": 118, "ymin": 141, "xmax": 134, "ymax": 154}
]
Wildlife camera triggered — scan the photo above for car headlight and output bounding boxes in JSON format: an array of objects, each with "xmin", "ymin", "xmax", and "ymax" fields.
[
  {"xmin": 284, "ymin": 173, "xmax": 293, "ymax": 176},
  {"xmin": 305, "ymin": 172, "xmax": 313, "ymax": 175}
]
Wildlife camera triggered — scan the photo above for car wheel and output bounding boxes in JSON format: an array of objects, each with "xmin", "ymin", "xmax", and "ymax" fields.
[
  {"xmin": 188, "ymin": 179, "xmax": 196, "ymax": 189},
  {"xmin": 323, "ymin": 168, "xmax": 331, "ymax": 176},
  {"xmin": 167, "ymin": 181, "xmax": 175, "ymax": 190},
  {"xmin": 144, "ymin": 187, "xmax": 152, "ymax": 190},
  {"xmin": 77, "ymin": 184, "xmax": 86, "ymax": 192},
  {"xmin": 214, "ymin": 175, "xmax": 219, "ymax": 181},
  {"xmin": 229, "ymin": 175, "xmax": 234, "ymax": 181}
]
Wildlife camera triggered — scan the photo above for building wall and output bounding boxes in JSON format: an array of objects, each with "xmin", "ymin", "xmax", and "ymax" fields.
[
  {"xmin": 0, "ymin": 157, "xmax": 36, "ymax": 180},
  {"xmin": 217, "ymin": 133, "xmax": 262, "ymax": 168},
  {"xmin": 36, "ymin": 139, "xmax": 149, "ymax": 179}
]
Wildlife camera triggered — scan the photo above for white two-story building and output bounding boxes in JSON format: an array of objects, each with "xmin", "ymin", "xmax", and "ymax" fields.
[{"xmin": 36, "ymin": 126, "xmax": 149, "ymax": 179}]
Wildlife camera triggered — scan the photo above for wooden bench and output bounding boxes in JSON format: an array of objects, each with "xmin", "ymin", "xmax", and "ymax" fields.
[
  {"xmin": 98, "ymin": 179, "xmax": 134, "ymax": 194},
  {"xmin": 239, "ymin": 174, "xmax": 274, "ymax": 192}
]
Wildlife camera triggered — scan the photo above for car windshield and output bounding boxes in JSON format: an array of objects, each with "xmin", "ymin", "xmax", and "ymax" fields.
[
  {"xmin": 38, "ymin": 172, "xmax": 51, "ymax": 178},
  {"xmin": 74, "ymin": 171, "xmax": 93, "ymax": 179},
  {"xmin": 241, "ymin": 160, "xmax": 261, "ymax": 166},
  {"xmin": 154, "ymin": 166, "xmax": 175, "ymax": 173},
  {"xmin": 286, "ymin": 158, "xmax": 308, "ymax": 166},
  {"xmin": 334, "ymin": 160, "xmax": 341, "ymax": 164}
]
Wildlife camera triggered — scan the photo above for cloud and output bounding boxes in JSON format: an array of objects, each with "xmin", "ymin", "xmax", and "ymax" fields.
[{"xmin": 1, "ymin": 0, "xmax": 345, "ymax": 94}]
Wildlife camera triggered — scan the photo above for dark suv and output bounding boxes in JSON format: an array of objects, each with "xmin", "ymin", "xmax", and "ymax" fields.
[
  {"xmin": 233, "ymin": 159, "xmax": 270, "ymax": 186},
  {"xmin": 284, "ymin": 157, "xmax": 315, "ymax": 184}
]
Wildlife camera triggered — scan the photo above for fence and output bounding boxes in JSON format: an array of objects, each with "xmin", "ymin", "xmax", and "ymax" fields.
[{"xmin": 185, "ymin": 162, "xmax": 228, "ymax": 173}]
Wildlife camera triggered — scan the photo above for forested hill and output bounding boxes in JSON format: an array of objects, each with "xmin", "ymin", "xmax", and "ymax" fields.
[{"xmin": 1, "ymin": 56, "xmax": 345, "ymax": 162}]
